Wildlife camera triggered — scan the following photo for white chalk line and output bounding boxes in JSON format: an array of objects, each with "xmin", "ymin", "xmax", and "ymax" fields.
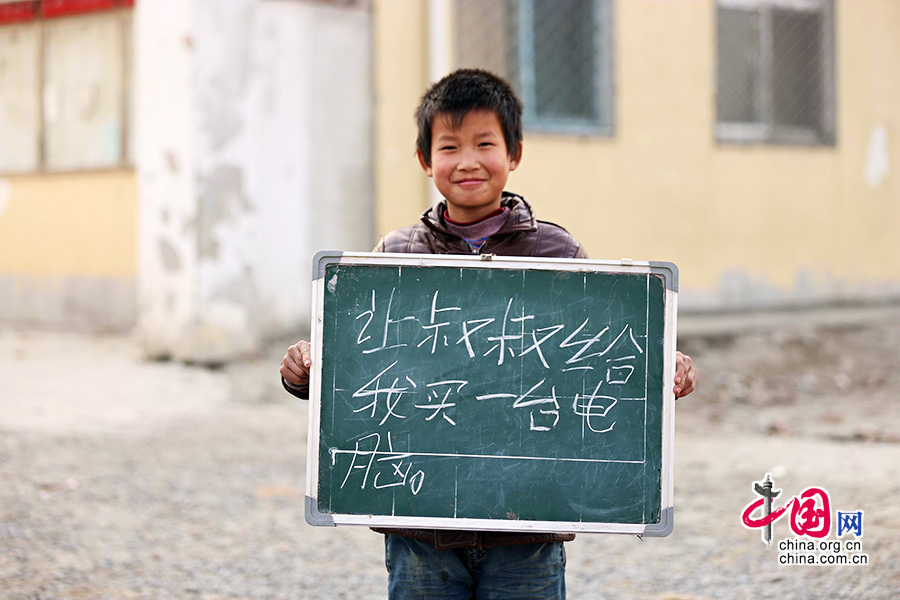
[{"xmin": 330, "ymin": 449, "xmax": 644, "ymax": 465}]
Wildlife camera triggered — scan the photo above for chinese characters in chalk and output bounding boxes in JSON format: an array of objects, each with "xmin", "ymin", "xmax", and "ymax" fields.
[{"xmin": 348, "ymin": 287, "xmax": 646, "ymax": 435}]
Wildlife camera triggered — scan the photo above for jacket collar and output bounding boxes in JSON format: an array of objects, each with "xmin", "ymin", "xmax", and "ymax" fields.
[{"xmin": 420, "ymin": 192, "xmax": 537, "ymax": 237}]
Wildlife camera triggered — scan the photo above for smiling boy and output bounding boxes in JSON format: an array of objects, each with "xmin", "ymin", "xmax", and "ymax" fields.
[
  {"xmin": 281, "ymin": 68, "xmax": 695, "ymax": 599},
  {"xmin": 423, "ymin": 108, "xmax": 519, "ymax": 222}
]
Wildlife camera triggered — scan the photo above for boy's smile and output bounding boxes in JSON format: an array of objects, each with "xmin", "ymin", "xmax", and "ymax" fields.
[{"xmin": 419, "ymin": 109, "xmax": 521, "ymax": 223}]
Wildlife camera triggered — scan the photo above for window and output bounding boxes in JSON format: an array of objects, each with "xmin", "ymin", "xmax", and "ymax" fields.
[
  {"xmin": 0, "ymin": 24, "xmax": 40, "ymax": 171},
  {"xmin": 0, "ymin": 2, "xmax": 133, "ymax": 173},
  {"xmin": 455, "ymin": 0, "xmax": 614, "ymax": 135},
  {"xmin": 716, "ymin": 0, "xmax": 835, "ymax": 145}
]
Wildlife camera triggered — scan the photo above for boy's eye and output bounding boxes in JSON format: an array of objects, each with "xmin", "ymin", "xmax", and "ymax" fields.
[{"xmin": 439, "ymin": 145, "xmax": 456, "ymax": 151}]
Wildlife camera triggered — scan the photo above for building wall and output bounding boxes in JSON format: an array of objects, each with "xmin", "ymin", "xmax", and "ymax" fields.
[
  {"xmin": 373, "ymin": 0, "xmax": 900, "ymax": 310},
  {"xmin": 138, "ymin": 0, "xmax": 374, "ymax": 361},
  {"xmin": 2, "ymin": 0, "xmax": 894, "ymax": 338},
  {"xmin": 373, "ymin": 0, "xmax": 429, "ymax": 241},
  {"xmin": 0, "ymin": 6, "xmax": 137, "ymax": 330},
  {"xmin": 0, "ymin": 171, "xmax": 137, "ymax": 329},
  {"xmin": 0, "ymin": 0, "xmax": 375, "ymax": 359}
]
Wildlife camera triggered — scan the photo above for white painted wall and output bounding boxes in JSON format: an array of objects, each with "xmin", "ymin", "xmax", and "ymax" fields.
[
  {"xmin": 136, "ymin": 0, "xmax": 198, "ymax": 358},
  {"xmin": 138, "ymin": 0, "xmax": 373, "ymax": 362}
]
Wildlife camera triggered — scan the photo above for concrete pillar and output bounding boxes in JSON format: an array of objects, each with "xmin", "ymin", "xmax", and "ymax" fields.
[{"xmin": 137, "ymin": 0, "xmax": 373, "ymax": 362}]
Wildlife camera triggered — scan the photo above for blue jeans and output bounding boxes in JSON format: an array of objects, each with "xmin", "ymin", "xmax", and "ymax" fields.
[{"xmin": 384, "ymin": 534, "xmax": 566, "ymax": 600}]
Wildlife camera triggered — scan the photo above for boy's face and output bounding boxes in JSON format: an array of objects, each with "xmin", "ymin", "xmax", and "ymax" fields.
[{"xmin": 419, "ymin": 109, "xmax": 521, "ymax": 223}]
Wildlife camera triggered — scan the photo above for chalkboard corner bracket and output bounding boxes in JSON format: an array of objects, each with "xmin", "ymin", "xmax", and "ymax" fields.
[
  {"xmin": 313, "ymin": 251, "xmax": 345, "ymax": 280},
  {"xmin": 649, "ymin": 261, "xmax": 679, "ymax": 292},
  {"xmin": 643, "ymin": 505, "xmax": 674, "ymax": 537},
  {"xmin": 305, "ymin": 496, "xmax": 336, "ymax": 527}
]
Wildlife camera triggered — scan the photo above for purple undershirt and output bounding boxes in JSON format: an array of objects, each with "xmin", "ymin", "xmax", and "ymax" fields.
[{"xmin": 442, "ymin": 207, "xmax": 511, "ymax": 252}]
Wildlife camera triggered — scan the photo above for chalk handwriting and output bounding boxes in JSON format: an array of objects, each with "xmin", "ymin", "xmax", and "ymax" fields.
[
  {"xmin": 573, "ymin": 381, "xmax": 618, "ymax": 435},
  {"xmin": 511, "ymin": 379, "xmax": 560, "ymax": 432},
  {"xmin": 347, "ymin": 288, "xmax": 652, "ymax": 434},
  {"xmin": 337, "ymin": 284, "xmax": 656, "ymax": 495},
  {"xmin": 357, "ymin": 288, "xmax": 417, "ymax": 355},
  {"xmin": 415, "ymin": 380, "xmax": 468, "ymax": 426},
  {"xmin": 417, "ymin": 290, "xmax": 461, "ymax": 355},
  {"xmin": 335, "ymin": 432, "xmax": 425, "ymax": 496}
]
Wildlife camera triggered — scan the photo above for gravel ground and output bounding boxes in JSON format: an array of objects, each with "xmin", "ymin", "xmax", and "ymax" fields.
[{"xmin": 1, "ymin": 304, "xmax": 898, "ymax": 599}]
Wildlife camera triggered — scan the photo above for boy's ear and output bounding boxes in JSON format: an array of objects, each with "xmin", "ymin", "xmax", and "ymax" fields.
[
  {"xmin": 509, "ymin": 142, "xmax": 523, "ymax": 171},
  {"xmin": 417, "ymin": 149, "xmax": 433, "ymax": 177}
]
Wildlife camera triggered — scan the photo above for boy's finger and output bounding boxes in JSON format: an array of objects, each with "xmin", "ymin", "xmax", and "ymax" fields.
[
  {"xmin": 674, "ymin": 366, "xmax": 696, "ymax": 398},
  {"xmin": 284, "ymin": 346, "xmax": 309, "ymax": 377},
  {"xmin": 288, "ymin": 345, "xmax": 312, "ymax": 369},
  {"xmin": 280, "ymin": 363, "xmax": 305, "ymax": 385},
  {"xmin": 281, "ymin": 354, "xmax": 309, "ymax": 382}
]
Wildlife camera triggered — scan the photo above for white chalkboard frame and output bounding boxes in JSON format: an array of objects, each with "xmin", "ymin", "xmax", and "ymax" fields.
[{"xmin": 306, "ymin": 251, "xmax": 678, "ymax": 536}]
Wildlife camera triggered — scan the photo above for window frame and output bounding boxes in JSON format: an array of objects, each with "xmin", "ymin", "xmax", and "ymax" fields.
[
  {"xmin": 0, "ymin": 7, "xmax": 134, "ymax": 175},
  {"xmin": 516, "ymin": 0, "xmax": 615, "ymax": 137},
  {"xmin": 715, "ymin": 0, "xmax": 836, "ymax": 146}
]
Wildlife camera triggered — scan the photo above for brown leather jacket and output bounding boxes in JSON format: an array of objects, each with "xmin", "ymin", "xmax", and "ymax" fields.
[
  {"xmin": 375, "ymin": 192, "xmax": 588, "ymax": 260},
  {"xmin": 288, "ymin": 192, "xmax": 585, "ymax": 549}
]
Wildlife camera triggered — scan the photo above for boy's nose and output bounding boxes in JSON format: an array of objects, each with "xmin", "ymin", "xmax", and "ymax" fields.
[{"xmin": 457, "ymin": 150, "xmax": 479, "ymax": 170}]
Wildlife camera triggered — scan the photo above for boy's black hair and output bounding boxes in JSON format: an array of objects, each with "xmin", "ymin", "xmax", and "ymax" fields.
[{"xmin": 415, "ymin": 69, "xmax": 523, "ymax": 167}]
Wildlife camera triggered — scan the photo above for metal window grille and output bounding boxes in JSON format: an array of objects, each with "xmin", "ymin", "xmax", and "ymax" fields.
[
  {"xmin": 716, "ymin": 0, "xmax": 835, "ymax": 146},
  {"xmin": 455, "ymin": 0, "xmax": 614, "ymax": 135}
]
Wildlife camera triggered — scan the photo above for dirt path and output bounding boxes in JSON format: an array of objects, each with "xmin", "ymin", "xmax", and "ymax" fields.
[{"xmin": 1, "ymin": 305, "xmax": 898, "ymax": 599}]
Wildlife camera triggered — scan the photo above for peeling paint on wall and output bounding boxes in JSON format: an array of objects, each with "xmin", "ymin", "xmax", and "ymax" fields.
[
  {"xmin": 196, "ymin": 0, "xmax": 252, "ymax": 153},
  {"xmin": 165, "ymin": 150, "xmax": 180, "ymax": 173},
  {"xmin": 865, "ymin": 124, "xmax": 889, "ymax": 189},
  {"xmin": 137, "ymin": 0, "xmax": 373, "ymax": 362},
  {"xmin": 197, "ymin": 165, "xmax": 253, "ymax": 260},
  {"xmin": 158, "ymin": 238, "xmax": 182, "ymax": 272},
  {"xmin": 202, "ymin": 106, "xmax": 244, "ymax": 151}
]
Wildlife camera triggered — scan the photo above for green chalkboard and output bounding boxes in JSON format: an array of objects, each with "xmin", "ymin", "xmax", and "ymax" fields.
[{"xmin": 306, "ymin": 252, "xmax": 677, "ymax": 535}]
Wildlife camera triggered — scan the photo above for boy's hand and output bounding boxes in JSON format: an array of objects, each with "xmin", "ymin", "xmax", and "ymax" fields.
[
  {"xmin": 674, "ymin": 351, "xmax": 695, "ymax": 398},
  {"xmin": 280, "ymin": 340, "xmax": 312, "ymax": 386}
]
